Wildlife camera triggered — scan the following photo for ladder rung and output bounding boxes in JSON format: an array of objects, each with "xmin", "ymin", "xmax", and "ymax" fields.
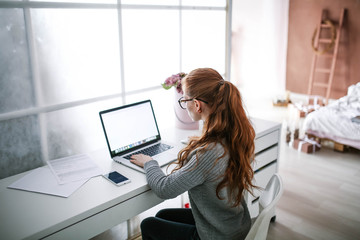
[
  {"xmin": 315, "ymin": 68, "xmax": 331, "ymax": 73},
  {"xmin": 319, "ymin": 38, "xmax": 332, "ymax": 43},
  {"xmin": 313, "ymin": 82, "xmax": 329, "ymax": 88},
  {"xmin": 321, "ymin": 53, "xmax": 333, "ymax": 58},
  {"xmin": 320, "ymin": 24, "xmax": 331, "ymax": 28}
]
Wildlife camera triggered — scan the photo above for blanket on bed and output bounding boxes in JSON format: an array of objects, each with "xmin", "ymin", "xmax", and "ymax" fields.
[{"xmin": 303, "ymin": 82, "xmax": 360, "ymax": 141}]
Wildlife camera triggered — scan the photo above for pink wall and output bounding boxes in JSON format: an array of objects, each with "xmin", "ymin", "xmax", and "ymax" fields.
[{"xmin": 286, "ymin": 0, "xmax": 360, "ymax": 99}]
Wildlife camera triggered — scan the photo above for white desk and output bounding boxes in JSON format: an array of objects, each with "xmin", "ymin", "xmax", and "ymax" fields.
[{"xmin": 0, "ymin": 118, "xmax": 281, "ymax": 240}]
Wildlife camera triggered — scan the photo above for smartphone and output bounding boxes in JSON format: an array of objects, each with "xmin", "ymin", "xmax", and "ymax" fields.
[{"xmin": 103, "ymin": 171, "xmax": 131, "ymax": 186}]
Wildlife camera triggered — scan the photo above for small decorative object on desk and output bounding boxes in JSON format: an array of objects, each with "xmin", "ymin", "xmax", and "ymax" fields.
[
  {"xmin": 162, "ymin": 72, "xmax": 199, "ymax": 130},
  {"xmin": 161, "ymin": 72, "xmax": 186, "ymax": 94},
  {"xmin": 293, "ymin": 136, "xmax": 321, "ymax": 154}
]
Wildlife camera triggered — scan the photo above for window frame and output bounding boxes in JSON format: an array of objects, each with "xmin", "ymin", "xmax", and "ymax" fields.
[{"xmin": 0, "ymin": 0, "xmax": 232, "ymax": 163}]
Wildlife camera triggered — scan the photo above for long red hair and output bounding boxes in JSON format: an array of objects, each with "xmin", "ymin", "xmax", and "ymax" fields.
[{"xmin": 172, "ymin": 68, "xmax": 256, "ymax": 207}]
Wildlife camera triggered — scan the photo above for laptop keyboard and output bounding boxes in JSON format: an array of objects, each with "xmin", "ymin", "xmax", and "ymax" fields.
[{"xmin": 123, "ymin": 143, "xmax": 173, "ymax": 160}]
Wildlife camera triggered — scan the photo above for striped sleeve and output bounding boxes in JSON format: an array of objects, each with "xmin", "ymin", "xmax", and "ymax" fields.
[{"xmin": 143, "ymin": 145, "xmax": 226, "ymax": 199}]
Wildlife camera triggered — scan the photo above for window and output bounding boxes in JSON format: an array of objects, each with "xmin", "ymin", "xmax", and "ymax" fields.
[
  {"xmin": 0, "ymin": 8, "xmax": 34, "ymax": 113},
  {"xmin": 181, "ymin": 9, "xmax": 226, "ymax": 72},
  {"xmin": 31, "ymin": 8, "xmax": 122, "ymax": 106},
  {"xmin": 121, "ymin": 8, "xmax": 180, "ymax": 92},
  {"xmin": 0, "ymin": 0, "xmax": 230, "ymax": 179}
]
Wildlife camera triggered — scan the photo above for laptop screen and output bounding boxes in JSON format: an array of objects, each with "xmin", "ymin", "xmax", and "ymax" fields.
[{"xmin": 99, "ymin": 100, "xmax": 161, "ymax": 157}]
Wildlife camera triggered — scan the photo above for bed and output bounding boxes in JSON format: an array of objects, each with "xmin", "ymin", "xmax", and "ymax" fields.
[{"xmin": 303, "ymin": 82, "xmax": 360, "ymax": 150}]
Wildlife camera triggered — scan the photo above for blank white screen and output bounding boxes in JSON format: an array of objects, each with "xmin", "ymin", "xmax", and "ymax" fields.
[{"xmin": 101, "ymin": 101, "xmax": 159, "ymax": 152}]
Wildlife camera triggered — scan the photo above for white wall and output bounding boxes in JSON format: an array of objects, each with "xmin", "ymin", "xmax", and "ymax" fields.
[{"xmin": 231, "ymin": 0, "xmax": 289, "ymax": 99}]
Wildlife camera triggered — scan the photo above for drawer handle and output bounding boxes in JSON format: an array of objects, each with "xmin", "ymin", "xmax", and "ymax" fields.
[{"xmin": 251, "ymin": 196, "xmax": 260, "ymax": 204}]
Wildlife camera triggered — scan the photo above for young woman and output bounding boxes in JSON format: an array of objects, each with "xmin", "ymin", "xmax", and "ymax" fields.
[{"xmin": 130, "ymin": 68, "xmax": 256, "ymax": 240}]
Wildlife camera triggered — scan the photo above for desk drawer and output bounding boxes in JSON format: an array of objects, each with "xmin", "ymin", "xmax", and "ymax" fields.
[
  {"xmin": 255, "ymin": 130, "xmax": 279, "ymax": 154},
  {"xmin": 246, "ymin": 162, "xmax": 277, "ymax": 218},
  {"xmin": 253, "ymin": 145, "xmax": 278, "ymax": 172}
]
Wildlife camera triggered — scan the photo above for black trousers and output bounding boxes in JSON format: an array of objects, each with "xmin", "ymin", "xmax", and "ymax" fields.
[{"xmin": 140, "ymin": 208, "xmax": 200, "ymax": 240}]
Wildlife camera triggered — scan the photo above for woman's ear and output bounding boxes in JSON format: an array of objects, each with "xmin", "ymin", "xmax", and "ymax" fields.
[
  {"xmin": 195, "ymin": 101, "xmax": 199, "ymax": 108},
  {"xmin": 194, "ymin": 100, "xmax": 202, "ymax": 113}
]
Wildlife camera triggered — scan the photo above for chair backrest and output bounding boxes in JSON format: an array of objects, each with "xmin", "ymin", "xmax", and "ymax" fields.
[{"xmin": 245, "ymin": 173, "xmax": 284, "ymax": 240}]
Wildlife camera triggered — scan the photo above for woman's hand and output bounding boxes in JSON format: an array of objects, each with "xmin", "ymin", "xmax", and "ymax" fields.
[{"xmin": 130, "ymin": 154, "xmax": 153, "ymax": 168}]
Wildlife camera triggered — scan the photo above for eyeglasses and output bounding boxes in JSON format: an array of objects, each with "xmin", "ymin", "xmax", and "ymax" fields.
[{"xmin": 178, "ymin": 96, "xmax": 209, "ymax": 109}]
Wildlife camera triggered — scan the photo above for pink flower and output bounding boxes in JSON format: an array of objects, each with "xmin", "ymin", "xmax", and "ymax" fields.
[{"xmin": 161, "ymin": 72, "xmax": 186, "ymax": 94}]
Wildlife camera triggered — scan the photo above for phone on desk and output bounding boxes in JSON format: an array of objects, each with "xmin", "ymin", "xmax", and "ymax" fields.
[{"xmin": 103, "ymin": 171, "xmax": 131, "ymax": 186}]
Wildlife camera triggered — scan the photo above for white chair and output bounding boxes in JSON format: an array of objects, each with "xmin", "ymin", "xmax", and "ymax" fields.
[{"xmin": 245, "ymin": 173, "xmax": 284, "ymax": 240}]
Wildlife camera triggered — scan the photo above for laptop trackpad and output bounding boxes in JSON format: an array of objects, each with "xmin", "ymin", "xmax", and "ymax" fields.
[{"xmin": 155, "ymin": 152, "xmax": 177, "ymax": 166}]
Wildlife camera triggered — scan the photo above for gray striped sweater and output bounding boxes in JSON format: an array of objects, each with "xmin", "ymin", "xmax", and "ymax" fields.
[{"xmin": 144, "ymin": 143, "xmax": 251, "ymax": 240}]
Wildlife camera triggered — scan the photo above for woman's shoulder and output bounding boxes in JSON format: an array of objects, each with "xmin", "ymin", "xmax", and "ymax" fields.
[
  {"xmin": 192, "ymin": 142, "xmax": 228, "ymax": 164},
  {"xmin": 206, "ymin": 141, "xmax": 226, "ymax": 153},
  {"xmin": 191, "ymin": 141, "xmax": 225, "ymax": 154}
]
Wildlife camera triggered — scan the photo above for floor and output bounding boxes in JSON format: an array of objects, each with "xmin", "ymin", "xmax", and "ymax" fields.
[
  {"xmin": 93, "ymin": 94, "xmax": 360, "ymax": 240},
  {"xmin": 249, "ymin": 94, "xmax": 360, "ymax": 240},
  {"xmin": 267, "ymin": 140, "xmax": 360, "ymax": 240}
]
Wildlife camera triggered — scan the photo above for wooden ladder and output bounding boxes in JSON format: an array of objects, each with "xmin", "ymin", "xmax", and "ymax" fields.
[{"xmin": 307, "ymin": 8, "xmax": 346, "ymax": 104}]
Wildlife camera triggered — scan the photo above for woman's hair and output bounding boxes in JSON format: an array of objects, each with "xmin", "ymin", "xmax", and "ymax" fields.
[{"xmin": 173, "ymin": 68, "xmax": 256, "ymax": 207}]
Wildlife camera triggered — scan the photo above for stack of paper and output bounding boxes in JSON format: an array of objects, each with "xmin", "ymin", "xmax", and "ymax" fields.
[{"xmin": 8, "ymin": 154, "xmax": 103, "ymax": 198}]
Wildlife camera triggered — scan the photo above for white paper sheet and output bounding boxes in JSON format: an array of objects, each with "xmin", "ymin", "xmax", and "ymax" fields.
[
  {"xmin": 7, "ymin": 166, "xmax": 88, "ymax": 198},
  {"xmin": 47, "ymin": 154, "xmax": 103, "ymax": 184}
]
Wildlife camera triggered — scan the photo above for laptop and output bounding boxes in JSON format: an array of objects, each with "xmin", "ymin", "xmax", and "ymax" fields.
[{"xmin": 99, "ymin": 100, "xmax": 180, "ymax": 173}]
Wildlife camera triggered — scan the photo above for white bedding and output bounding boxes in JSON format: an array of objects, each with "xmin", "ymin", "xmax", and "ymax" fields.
[{"xmin": 303, "ymin": 82, "xmax": 360, "ymax": 149}]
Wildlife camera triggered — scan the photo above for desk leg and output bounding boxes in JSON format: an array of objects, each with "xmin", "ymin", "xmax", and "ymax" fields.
[{"xmin": 127, "ymin": 219, "xmax": 132, "ymax": 238}]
